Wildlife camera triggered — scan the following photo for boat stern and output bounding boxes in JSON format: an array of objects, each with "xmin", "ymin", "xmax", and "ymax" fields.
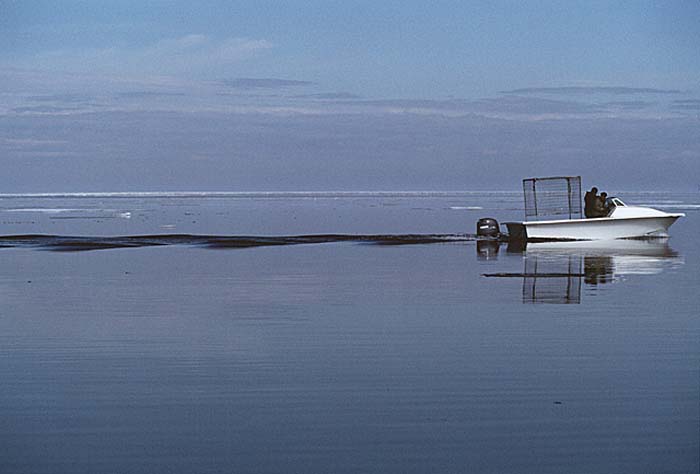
[{"xmin": 504, "ymin": 222, "xmax": 527, "ymax": 241}]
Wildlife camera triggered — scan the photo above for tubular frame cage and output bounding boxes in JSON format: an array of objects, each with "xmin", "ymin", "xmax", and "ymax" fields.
[{"xmin": 522, "ymin": 176, "xmax": 582, "ymax": 220}]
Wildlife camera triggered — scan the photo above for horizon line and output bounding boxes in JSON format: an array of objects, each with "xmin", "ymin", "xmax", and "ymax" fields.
[{"xmin": 0, "ymin": 189, "xmax": 692, "ymax": 198}]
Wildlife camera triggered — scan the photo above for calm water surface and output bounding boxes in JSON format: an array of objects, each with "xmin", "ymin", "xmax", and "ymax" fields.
[{"xmin": 0, "ymin": 192, "xmax": 698, "ymax": 474}]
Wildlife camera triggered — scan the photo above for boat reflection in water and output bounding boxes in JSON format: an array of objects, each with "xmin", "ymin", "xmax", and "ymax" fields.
[
  {"xmin": 521, "ymin": 252, "xmax": 582, "ymax": 304},
  {"xmin": 476, "ymin": 240, "xmax": 500, "ymax": 260},
  {"xmin": 482, "ymin": 239, "xmax": 683, "ymax": 304}
]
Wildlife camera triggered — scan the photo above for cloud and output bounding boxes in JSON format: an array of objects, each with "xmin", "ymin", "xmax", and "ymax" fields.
[
  {"xmin": 10, "ymin": 151, "xmax": 82, "ymax": 158},
  {"xmin": 471, "ymin": 96, "xmax": 602, "ymax": 115},
  {"xmin": 221, "ymin": 78, "xmax": 313, "ymax": 89},
  {"xmin": 329, "ymin": 96, "xmax": 605, "ymax": 120},
  {"xmin": 0, "ymin": 65, "xmax": 688, "ymax": 122},
  {"xmin": 11, "ymin": 35, "xmax": 273, "ymax": 77},
  {"xmin": 2, "ymin": 108, "xmax": 698, "ymax": 191},
  {"xmin": 501, "ymin": 86, "xmax": 682, "ymax": 95},
  {"xmin": 671, "ymin": 99, "xmax": 700, "ymax": 110},
  {"xmin": 141, "ymin": 35, "xmax": 273, "ymax": 68},
  {"xmin": 0, "ymin": 138, "xmax": 68, "ymax": 147},
  {"xmin": 28, "ymin": 93, "xmax": 95, "ymax": 104},
  {"xmin": 672, "ymin": 104, "xmax": 700, "ymax": 111},
  {"xmin": 0, "ymin": 136, "xmax": 74, "ymax": 160},
  {"xmin": 12, "ymin": 105, "xmax": 83, "ymax": 115},
  {"xmin": 115, "ymin": 91, "xmax": 187, "ymax": 99},
  {"xmin": 292, "ymin": 92, "xmax": 362, "ymax": 100},
  {"xmin": 600, "ymin": 101, "xmax": 653, "ymax": 110}
]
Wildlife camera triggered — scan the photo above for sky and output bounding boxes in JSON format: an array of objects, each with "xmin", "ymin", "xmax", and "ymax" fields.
[{"xmin": 1, "ymin": 0, "xmax": 699, "ymax": 191}]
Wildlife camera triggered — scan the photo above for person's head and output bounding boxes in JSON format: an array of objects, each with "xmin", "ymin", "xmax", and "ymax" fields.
[
  {"xmin": 601, "ymin": 192, "xmax": 607, "ymax": 198},
  {"xmin": 591, "ymin": 187, "xmax": 598, "ymax": 193}
]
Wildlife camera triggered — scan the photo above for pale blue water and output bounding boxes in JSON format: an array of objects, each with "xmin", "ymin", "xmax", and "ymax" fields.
[{"xmin": 0, "ymin": 192, "xmax": 698, "ymax": 474}]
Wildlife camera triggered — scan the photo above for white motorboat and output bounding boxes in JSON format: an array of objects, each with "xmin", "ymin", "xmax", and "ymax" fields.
[
  {"xmin": 503, "ymin": 177, "xmax": 684, "ymax": 241},
  {"xmin": 507, "ymin": 197, "xmax": 684, "ymax": 241}
]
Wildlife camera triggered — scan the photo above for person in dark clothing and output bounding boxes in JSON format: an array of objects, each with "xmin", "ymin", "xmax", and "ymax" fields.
[
  {"xmin": 584, "ymin": 187, "xmax": 598, "ymax": 218},
  {"xmin": 595, "ymin": 192, "xmax": 609, "ymax": 217}
]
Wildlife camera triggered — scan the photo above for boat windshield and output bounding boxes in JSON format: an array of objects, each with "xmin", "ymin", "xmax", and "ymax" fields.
[
  {"xmin": 603, "ymin": 197, "xmax": 625, "ymax": 216},
  {"xmin": 609, "ymin": 197, "xmax": 625, "ymax": 207}
]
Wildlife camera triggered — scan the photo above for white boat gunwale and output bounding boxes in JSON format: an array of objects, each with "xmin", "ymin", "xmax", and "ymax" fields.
[{"xmin": 524, "ymin": 213, "xmax": 685, "ymax": 226}]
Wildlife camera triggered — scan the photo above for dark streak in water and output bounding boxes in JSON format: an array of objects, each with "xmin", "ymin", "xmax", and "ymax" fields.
[
  {"xmin": 0, "ymin": 233, "xmax": 477, "ymax": 252},
  {"xmin": 483, "ymin": 272, "xmax": 585, "ymax": 278}
]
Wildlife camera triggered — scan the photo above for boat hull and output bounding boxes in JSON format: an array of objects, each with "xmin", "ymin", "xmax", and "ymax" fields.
[{"xmin": 510, "ymin": 215, "xmax": 682, "ymax": 241}]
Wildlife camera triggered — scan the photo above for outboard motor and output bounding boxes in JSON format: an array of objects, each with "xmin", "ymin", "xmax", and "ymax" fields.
[{"xmin": 476, "ymin": 217, "xmax": 500, "ymax": 238}]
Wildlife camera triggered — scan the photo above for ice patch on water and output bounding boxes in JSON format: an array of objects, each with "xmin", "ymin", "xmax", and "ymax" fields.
[
  {"xmin": 4, "ymin": 207, "xmax": 134, "ymax": 213},
  {"xmin": 0, "ymin": 191, "xmax": 514, "ymax": 199},
  {"xmin": 645, "ymin": 204, "xmax": 700, "ymax": 209},
  {"xmin": 4, "ymin": 208, "xmax": 85, "ymax": 213},
  {"xmin": 3, "ymin": 208, "xmax": 135, "ymax": 219}
]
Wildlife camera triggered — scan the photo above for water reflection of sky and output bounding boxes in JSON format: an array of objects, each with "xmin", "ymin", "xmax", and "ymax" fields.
[
  {"xmin": 0, "ymin": 193, "xmax": 697, "ymax": 474},
  {"xmin": 481, "ymin": 239, "xmax": 684, "ymax": 304}
]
